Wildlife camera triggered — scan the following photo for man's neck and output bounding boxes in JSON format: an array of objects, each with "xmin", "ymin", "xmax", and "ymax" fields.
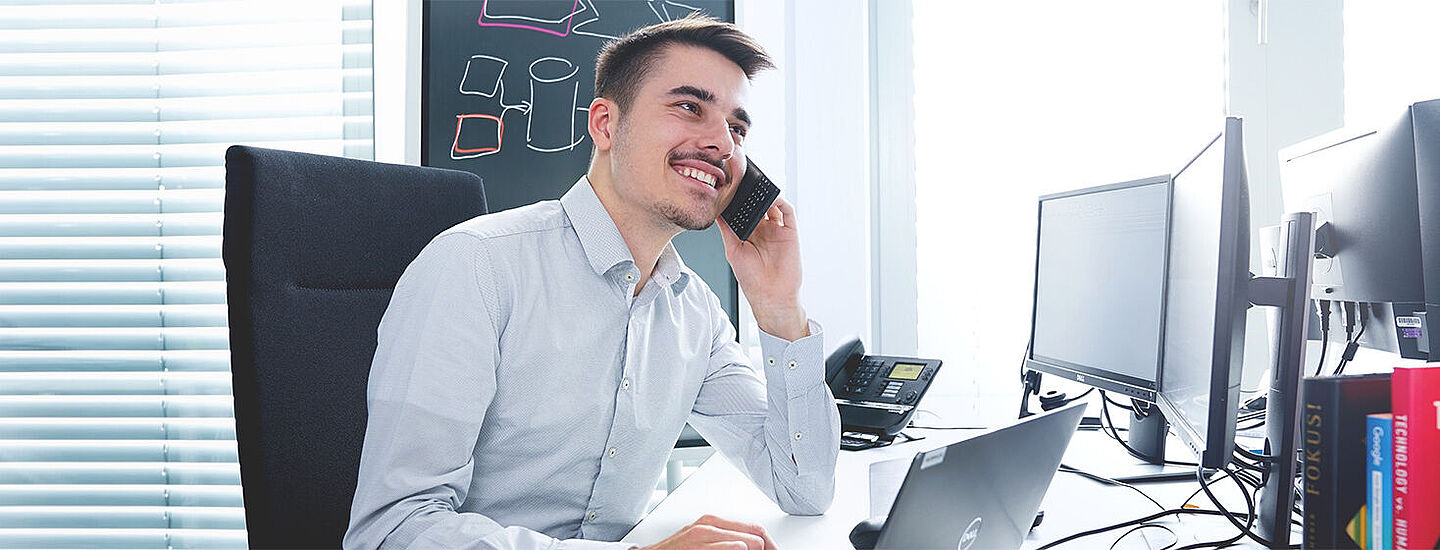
[{"xmin": 585, "ymin": 169, "xmax": 680, "ymax": 295}]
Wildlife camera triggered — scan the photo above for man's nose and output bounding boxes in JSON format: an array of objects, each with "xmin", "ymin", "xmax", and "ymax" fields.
[{"xmin": 699, "ymin": 118, "xmax": 736, "ymax": 161}]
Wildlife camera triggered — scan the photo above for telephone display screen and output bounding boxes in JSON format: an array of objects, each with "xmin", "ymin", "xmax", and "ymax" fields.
[{"xmin": 889, "ymin": 363, "xmax": 924, "ymax": 380}]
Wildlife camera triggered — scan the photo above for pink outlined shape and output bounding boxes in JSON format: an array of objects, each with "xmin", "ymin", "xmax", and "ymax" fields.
[
  {"xmin": 453, "ymin": 114, "xmax": 504, "ymax": 159},
  {"xmin": 477, "ymin": 0, "xmax": 581, "ymax": 37}
]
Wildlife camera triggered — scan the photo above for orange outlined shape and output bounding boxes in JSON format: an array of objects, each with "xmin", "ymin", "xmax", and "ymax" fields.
[{"xmin": 452, "ymin": 113, "xmax": 504, "ymax": 159}]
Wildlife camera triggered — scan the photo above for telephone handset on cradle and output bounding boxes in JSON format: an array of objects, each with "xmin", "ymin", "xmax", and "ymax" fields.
[
  {"xmin": 720, "ymin": 157, "xmax": 782, "ymax": 241},
  {"xmin": 825, "ymin": 338, "xmax": 943, "ymax": 451}
]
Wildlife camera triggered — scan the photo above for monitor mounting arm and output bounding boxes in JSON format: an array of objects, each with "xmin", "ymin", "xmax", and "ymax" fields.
[{"xmin": 1248, "ymin": 211, "xmax": 1316, "ymax": 549}]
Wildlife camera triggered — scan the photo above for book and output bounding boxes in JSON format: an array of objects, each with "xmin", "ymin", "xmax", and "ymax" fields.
[
  {"xmin": 1302, "ymin": 373, "xmax": 1392, "ymax": 550},
  {"xmin": 1392, "ymin": 364, "xmax": 1440, "ymax": 550},
  {"xmin": 1367, "ymin": 413, "xmax": 1393, "ymax": 550}
]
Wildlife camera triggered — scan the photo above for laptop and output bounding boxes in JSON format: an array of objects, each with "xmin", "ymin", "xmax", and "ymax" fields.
[{"xmin": 857, "ymin": 401, "xmax": 1086, "ymax": 550}]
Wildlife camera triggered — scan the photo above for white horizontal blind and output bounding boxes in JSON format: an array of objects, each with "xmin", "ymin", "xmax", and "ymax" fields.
[{"xmin": 0, "ymin": 1, "xmax": 373, "ymax": 547}]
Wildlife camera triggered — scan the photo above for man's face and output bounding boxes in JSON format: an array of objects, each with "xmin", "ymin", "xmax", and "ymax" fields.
[{"xmin": 607, "ymin": 44, "xmax": 751, "ymax": 231}]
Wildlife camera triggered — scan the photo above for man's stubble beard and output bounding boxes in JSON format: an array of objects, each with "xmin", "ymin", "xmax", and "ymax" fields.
[{"xmin": 612, "ymin": 122, "xmax": 718, "ymax": 232}]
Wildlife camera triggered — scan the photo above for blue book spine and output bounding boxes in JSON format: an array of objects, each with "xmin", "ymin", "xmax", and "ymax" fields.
[{"xmin": 1367, "ymin": 413, "xmax": 1394, "ymax": 550}]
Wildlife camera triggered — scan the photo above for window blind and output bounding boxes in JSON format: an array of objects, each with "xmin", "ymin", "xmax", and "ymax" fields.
[{"xmin": 0, "ymin": 1, "xmax": 373, "ymax": 547}]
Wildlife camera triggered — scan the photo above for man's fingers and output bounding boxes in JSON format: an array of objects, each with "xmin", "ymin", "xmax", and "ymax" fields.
[
  {"xmin": 773, "ymin": 198, "xmax": 797, "ymax": 230},
  {"xmin": 716, "ymin": 216, "xmax": 741, "ymax": 248},
  {"xmin": 692, "ymin": 515, "xmax": 776, "ymax": 550},
  {"xmin": 685, "ymin": 524, "xmax": 764, "ymax": 550},
  {"xmin": 763, "ymin": 203, "xmax": 783, "ymax": 226}
]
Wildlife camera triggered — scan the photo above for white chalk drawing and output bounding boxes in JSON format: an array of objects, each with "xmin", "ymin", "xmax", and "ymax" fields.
[
  {"xmin": 648, "ymin": 0, "xmax": 703, "ymax": 23},
  {"xmin": 525, "ymin": 56, "xmax": 588, "ymax": 153},
  {"xmin": 451, "ymin": 53, "xmax": 590, "ymax": 159},
  {"xmin": 453, "ymin": 2, "xmax": 720, "ymax": 160},
  {"xmin": 570, "ymin": 0, "xmax": 623, "ymax": 40}
]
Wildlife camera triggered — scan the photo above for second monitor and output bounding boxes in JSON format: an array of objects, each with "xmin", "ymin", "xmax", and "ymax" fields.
[{"xmin": 1025, "ymin": 174, "xmax": 1172, "ymax": 463}]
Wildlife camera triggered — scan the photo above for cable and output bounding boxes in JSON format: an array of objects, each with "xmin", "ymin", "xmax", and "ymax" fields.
[
  {"xmin": 1314, "ymin": 300, "xmax": 1332, "ymax": 376},
  {"xmin": 1234, "ymin": 443, "xmax": 1274, "ymax": 464},
  {"xmin": 1098, "ymin": 391, "xmax": 1198, "ymax": 467},
  {"xmin": 1102, "ymin": 392, "xmax": 1134, "ymax": 412},
  {"xmin": 1033, "ymin": 507, "xmax": 1253, "ymax": 550},
  {"xmin": 1194, "ymin": 462, "xmax": 1303, "ymax": 548},
  {"xmin": 1108, "ymin": 523, "xmax": 1177, "ymax": 550},
  {"xmin": 1058, "ymin": 464, "xmax": 1166, "ymax": 512},
  {"xmin": 1060, "ymin": 387, "xmax": 1094, "ymax": 405},
  {"xmin": 1335, "ymin": 302, "xmax": 1369, "ymax": 375}
]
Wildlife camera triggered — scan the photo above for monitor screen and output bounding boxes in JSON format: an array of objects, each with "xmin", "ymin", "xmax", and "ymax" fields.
[{"xmin": 1028, "ymin": 176, "xmax": 1170, "ymax": 398}]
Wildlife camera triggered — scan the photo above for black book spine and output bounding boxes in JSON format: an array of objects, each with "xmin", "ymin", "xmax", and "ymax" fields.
[
  {"xmin": 1303, "ymin": 379, "xmax": 1343, "ymax": 549},
  {"xmin": 1301, "ymin": 374, "xmax": 1392, "ymax": 550}
]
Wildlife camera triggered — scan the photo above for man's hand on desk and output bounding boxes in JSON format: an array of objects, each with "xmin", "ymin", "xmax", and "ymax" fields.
[{"xmin": 635, "ymin": 514, "xmax": 778, "ymax": 550}]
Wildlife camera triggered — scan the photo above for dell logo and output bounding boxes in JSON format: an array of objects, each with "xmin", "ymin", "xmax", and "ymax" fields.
[{"xmin": 958, "ymin": 517, "xmax": 982, "ymax": 550}]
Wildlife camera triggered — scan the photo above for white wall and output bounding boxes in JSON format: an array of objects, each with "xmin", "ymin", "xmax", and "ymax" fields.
[
  {"xmin": 1228, "ymin": 0, "xmax": 1345, "ymax": 390},
  {"xmin": 769, "ymin": 0, "xmax": 874, "ymax": 352},
  {"xmin": 372, "ymin": 0, "xmax": 420, "ymax": 164}
]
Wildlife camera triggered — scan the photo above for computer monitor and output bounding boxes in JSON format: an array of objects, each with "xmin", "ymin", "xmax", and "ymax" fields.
[
  {"xmin": 1022, "ymin": 175, "xmax": 1177, "ymax": 468},
  {"xmin": 1025, "ymin": 175, "xmax": 1171, "ymax": 402},
  {"xmin": 1279, "ymin": 98, "xmax": 1440, "ymax": 361},
  {"xmin": 1156, "ymin": 116, "xmax": 1251, "ymax": 470}
]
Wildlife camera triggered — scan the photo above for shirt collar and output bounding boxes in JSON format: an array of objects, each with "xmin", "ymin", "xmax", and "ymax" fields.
[{"xmin": 560, "ymin": 177, "xmax": 691, "ymax": 293}]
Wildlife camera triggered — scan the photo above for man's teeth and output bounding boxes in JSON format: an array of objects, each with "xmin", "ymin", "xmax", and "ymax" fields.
[{"xmin": 678, "ymin": 166, "xmax": 718, "ymax": 187}]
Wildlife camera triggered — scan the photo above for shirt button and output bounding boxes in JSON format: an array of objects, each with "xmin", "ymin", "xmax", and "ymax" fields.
[
  {"xmin": 788, "ymin": 360, "xmax": 798, "ymax": 370},
  {"xmin": 586, "ymin": 510, "xmax": 597, "ymax": 522},
  {"xmin": 620, "ymin": 378, "xmax": 631, "ymax": 390},
  {"xmin": 767, "ymin": 357, "xmax": 776, "ymax": 366},
  {"xmin": 794, "ymin": 431, "xmax": 803, "ymax": 440},
  {"xmin": 607, "ymin": 447, "xmax": 617, "ymax": 457},
  {"xmin": 624, "ymin": 273, "xmax": 635, "ymax": 282}
]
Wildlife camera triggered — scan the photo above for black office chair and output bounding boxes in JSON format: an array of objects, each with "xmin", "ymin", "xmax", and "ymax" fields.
[{"xmin": 222, "ymin": 146, "xmax": 487, "ymax": 548}]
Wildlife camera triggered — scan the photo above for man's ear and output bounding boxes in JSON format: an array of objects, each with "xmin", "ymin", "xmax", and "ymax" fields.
[{"xmin": 587, "ymin": 97, "xmax": 616, "ymax": 151}]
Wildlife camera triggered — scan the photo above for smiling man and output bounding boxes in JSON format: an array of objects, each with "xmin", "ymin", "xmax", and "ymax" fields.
[{"xmin": 343, "ymin": 15, "xmax": 840, "ymax": 550}]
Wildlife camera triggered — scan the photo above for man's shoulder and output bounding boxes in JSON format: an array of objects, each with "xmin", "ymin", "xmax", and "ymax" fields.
[{"xmin": 439, "ymin": 200, "xmax": 570, "ymax": 244}]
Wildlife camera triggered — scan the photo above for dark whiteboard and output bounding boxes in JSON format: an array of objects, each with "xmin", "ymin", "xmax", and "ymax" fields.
[{"xmin": 422, "ymin": 0, "xmax": 739, "ymax": 326}]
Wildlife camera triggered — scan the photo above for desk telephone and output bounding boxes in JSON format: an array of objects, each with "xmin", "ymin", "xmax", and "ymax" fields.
[{"xmin": 825, "ymin": 338, "xmax": 943, "ymax": 451}]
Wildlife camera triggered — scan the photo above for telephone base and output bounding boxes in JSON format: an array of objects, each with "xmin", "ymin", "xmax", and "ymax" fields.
[{"xmin": 840, "ymin": 431, "xmax": 895, "ymax": 452}]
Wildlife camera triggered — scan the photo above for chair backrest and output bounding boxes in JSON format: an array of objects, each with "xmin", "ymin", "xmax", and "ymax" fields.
[{"xmin": 222, "ymin": 146, "xmax": 486, "ymax": 548}]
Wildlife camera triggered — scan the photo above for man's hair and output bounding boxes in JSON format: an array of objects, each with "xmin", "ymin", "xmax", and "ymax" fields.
[{"xmin": 594, "ymin": 14, "xmax": 773, "ymax": 112}]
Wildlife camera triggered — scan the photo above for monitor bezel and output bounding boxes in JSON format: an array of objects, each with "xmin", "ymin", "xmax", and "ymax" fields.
[
  {"xmin": 1155, "ymin": 116, "xmax": 1250, "ymax": 470},
  {"xmin": 1025, "ymin": 174, "xmax": 1175, "ymax": 404}
]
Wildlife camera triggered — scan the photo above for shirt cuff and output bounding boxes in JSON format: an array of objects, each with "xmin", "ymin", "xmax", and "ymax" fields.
[{"xmin": 757, "ymin": 320, "xmax": 825, "ymax": 395}]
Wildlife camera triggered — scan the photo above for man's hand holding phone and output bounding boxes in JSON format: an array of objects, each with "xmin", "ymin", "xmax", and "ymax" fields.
[{"xmin": 717, "ymin": 159, "xmax": 807, "ymax": 342}]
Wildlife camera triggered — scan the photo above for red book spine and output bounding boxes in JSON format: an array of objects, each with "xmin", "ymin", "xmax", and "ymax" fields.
[{"xmin": 1392, "ymin": 364, "xmax": 1440, "ymax": 550}]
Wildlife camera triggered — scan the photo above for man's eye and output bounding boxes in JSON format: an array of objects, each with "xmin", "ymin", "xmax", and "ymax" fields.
[
  {"xmin": 678, "ymin": 102, "xmax": 698, "ymax": 113},
  {"xmin": 730, "ymin": 125, "xmax": 748, "ymax": 137}
]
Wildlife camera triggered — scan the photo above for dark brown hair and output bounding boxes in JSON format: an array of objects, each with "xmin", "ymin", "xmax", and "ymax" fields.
[{"xmin": 594, "ymin": 14, "xmax": 774, "ymax": 112}]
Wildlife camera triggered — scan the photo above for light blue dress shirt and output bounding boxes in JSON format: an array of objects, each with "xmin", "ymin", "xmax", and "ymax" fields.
[{"xmin": 344, "ymin": 178, "xmax": 840, "ymax": 550}]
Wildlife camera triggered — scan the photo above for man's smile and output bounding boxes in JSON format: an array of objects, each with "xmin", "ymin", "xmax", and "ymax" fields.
[{"xmin": 669, "ymin": 158, "xmax": 726, "ymax": 186}]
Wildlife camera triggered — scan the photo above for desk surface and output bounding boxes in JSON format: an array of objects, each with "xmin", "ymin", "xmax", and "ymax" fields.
[{"xmin": 623, "ymin": 428, "xmax": 1292, "ymax": 549}]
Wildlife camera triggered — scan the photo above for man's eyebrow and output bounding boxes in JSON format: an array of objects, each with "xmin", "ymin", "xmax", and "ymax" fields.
[
  {"xmin": 667, "ymin": 85, "xmax": 752, "ymax": 128},
  {"xmin": 667, "ymin": 85, "xmax": 715, "ymax": 103}
]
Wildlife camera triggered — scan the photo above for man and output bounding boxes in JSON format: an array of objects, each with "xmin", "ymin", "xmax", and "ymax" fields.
[{"xmin": 345, "ymin": 15, "xmax": 839, "ymax": 550}]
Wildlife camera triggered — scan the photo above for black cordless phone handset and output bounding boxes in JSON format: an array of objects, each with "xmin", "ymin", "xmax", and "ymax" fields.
[{"xmin": 720, "ymin": 157, "xmax": 782, "ymax": 241}]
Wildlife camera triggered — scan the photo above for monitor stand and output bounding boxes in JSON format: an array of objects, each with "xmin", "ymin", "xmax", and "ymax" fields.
[
  {"xmin": 1018, "ymin": 371, "xmax": 1193, "ymax": 483},
  {"xmin": 1125, "ymin": 401, "xmax": 1167, "ymax": 465}
]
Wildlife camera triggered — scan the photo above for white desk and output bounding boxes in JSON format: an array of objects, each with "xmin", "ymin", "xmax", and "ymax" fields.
[{"xmin": 623, "ymin": 429, "xmax": 1290, "ymax": 549}]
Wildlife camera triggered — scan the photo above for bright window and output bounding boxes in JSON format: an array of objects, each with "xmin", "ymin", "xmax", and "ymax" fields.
[
  {"xmin": 0, "ymin": 1, "xmax": 372, "ymax": 546},
  {"xmin": 911, "ymin": 1, "xmax": 1226, "ymax": 422}
]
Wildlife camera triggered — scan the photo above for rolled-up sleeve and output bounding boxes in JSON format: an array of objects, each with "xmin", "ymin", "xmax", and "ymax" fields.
[{"xmin": 685, "ymin": 294, "xmax": 841, "ymax": 515}]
